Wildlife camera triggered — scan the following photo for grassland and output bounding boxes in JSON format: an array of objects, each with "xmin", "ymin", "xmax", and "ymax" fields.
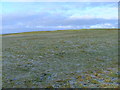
[{"xmin": 2, "ymin": 29, "xmax": 118, "ymax": 88}]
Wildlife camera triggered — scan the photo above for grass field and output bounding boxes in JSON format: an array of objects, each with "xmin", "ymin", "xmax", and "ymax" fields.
[{"xmin": 2, "ymin": 29, "xmax": 118, "ymax": 88}]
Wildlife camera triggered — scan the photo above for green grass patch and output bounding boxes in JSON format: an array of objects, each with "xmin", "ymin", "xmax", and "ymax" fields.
[{"xmin": 2, "ymin": 29, "xmax": 118, "ymax": 88}]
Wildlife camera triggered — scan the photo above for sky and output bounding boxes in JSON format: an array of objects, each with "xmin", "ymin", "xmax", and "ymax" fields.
[{"xmin": 1, "ymin": 2, "xmax": 118, "ymax": 34}]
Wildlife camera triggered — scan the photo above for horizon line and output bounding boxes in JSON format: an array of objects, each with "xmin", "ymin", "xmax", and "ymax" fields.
[{"xmin": 1, "ymin": 28, "xmax": 119, "ymax": 35}]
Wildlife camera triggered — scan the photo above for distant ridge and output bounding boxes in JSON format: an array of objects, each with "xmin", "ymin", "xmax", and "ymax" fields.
[{"xmin": 2, "ymin": 28, "xmax": 119, "ymax": 36}]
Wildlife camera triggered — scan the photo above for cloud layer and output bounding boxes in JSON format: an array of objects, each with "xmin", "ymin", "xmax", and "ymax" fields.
[
  {"xmin": 2, "ymin": 2, "xmax": 118, "ymax": 34},
  {"xmin": 1, "ymin": 0, "xmax": 119, "ymax": 2}
]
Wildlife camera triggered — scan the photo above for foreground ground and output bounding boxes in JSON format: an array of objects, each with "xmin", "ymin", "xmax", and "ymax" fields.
[{"xmin": 2, "ymin": 30, "xmax": 118, "ymax": 88}]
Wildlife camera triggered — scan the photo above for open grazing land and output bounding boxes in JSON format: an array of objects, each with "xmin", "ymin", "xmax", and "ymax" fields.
[{"xmin": 2, "ymin": 29, "xmax": 118, "ymax": 88}]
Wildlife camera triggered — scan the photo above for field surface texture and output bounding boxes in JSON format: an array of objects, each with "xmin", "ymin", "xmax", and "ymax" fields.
[{"xmin": 2, "ymin": 30, "xmax": 118, "ymax": 88}]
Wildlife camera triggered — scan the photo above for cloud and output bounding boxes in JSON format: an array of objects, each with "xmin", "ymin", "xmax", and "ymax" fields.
[
  {"xmin": 1, "ymin": 0, "xmax": 119, "ymax": 2},
  {"xmin": 68, "ymin": 6, "xmax": 118, "ymax": 20},
  {"xmin": 2, "ymin": 2, "xmax": 118, "ymax": 34},
  {"xmin": 69, "ymin": 15, "xmax": 94, "ymax": 19},
  {"xmin": 89, "ymin": 23, "xmax": 117, "ymax": 28}
]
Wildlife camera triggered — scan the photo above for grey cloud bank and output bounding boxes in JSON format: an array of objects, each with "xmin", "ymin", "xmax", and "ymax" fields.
[{"xmin": 2, "ymin": 2, "xmax": 118, "ymax": 34}]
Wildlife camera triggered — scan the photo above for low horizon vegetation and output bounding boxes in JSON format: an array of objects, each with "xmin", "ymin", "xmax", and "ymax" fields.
[{"xmin": 2, "ymin": 28, "xmax": 119, "ymax": 36}]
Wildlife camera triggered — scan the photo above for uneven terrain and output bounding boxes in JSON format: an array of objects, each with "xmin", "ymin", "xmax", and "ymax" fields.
[{"xmin": 2, "ymin": 30, "xmax": 118, "ymax": 88}]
